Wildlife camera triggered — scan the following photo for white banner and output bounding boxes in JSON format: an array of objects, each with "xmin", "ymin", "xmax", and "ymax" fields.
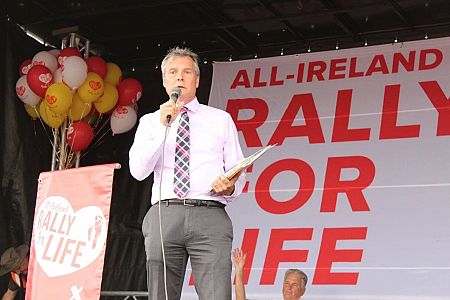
[{"xmin": 182, "ymin": 37, "xmax": 450, "ymax": 299}]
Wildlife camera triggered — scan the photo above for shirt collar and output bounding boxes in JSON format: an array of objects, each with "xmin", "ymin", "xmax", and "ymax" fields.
[{"xmin": 183, "ymin": 97, "xmax": 200, "ymax": 113}]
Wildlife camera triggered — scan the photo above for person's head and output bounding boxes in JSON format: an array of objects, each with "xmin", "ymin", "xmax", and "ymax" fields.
[
  {"xmin": 0, "ymin": 245, "xmax": 29, "ymax": 276},
  {"xmin": 161, "ymin": 47, "xmax": 200, "ymax": 104},
  {"xmin": 282, "ymin": 269, "xmax": 307, "ymax": 300}
]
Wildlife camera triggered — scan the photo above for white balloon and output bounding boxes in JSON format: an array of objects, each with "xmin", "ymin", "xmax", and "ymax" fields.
[
  {"xmin": 32, "ymin": 51, "xmax": 58, "ymax": 73},
  {"xmin": 16, "ymin": 75, "xmax": 41, "ymax": 106},
  {"xmin": 110, "ymin": 105, "xmax": 137, "ymax": 134},
  {"xmin": 53, "ymin": 68, "xmax": 63, "ymax": 83},
  {"xmin": 61, "ymin": 56, "xmax": 88, "ymax": 89},
  {"xmin": 48, "ymin": 49, "xmax": 60, "ymax": 57}
]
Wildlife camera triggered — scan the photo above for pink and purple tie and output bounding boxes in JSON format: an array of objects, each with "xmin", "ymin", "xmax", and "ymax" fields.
[{"xmin": 174, "ymin": 107, "xmax": 190, "ymax": 198}]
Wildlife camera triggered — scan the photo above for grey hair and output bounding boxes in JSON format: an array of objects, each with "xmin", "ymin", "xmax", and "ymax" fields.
[
  {"xmin": 285, "ymin": 269, "xmax": 308, "ymax": 288},
  {"xmin": 161, "ymin": 46, "xmax": 200, "ymax": 77}
]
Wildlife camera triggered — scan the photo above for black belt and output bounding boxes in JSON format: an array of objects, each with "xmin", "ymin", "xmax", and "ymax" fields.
[{"xmin": 160, "ymin": 199, "xmax": 225, "ymax": 208}]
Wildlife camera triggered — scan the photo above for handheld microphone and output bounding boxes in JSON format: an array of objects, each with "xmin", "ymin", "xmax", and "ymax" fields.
[{"xmin": 166, "ymin": 87, "xmax": 181, "ymax": 123}]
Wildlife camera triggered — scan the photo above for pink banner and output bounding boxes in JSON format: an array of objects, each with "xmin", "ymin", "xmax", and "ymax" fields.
[{"xmin": 26, "ymin": 164, "xmax": 119, "ymax": 300}]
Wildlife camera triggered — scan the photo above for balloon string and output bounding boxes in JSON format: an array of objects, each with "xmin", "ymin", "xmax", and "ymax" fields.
[
  {"xmin": 68, "ymin": 102, "xmax": 90, "ymax": 125},
  {"xmin": 34, "ymin": 105, "xmax": 56, "ymax": 149},
  {"xmin": 33, "ymin": 119, "xmax": 37, "ymax": 136},
  {"xmin": 82, "ymin": 127, "xmax": 111, "ymax": 159},
  {"xmin": 93, "ymin": 126, "xmax": 111, "ymax": 148},
  {"xmin": 79, "ymin": 103, "xmax": 89, "ymax": 121},
  {"xmin": 31, "ymin": 120, "xmax": 46, "ymax": 158},
  {"xmin": 78, "ymin": 113, "xmax": 111, "ymax": 160},
  {"xmin": 93, "ymin": 113, "xmax": 112, "ymax": 139},
  {"xmin": 92, "ymin": 113, "xmax": 102, "ymax": 130}
]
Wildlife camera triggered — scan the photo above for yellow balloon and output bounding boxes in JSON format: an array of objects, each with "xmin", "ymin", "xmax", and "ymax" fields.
[
  {"xmin": 40, "ymin": 100, "xmax": 66, "ymax": 128},
  {"xmin": 24, "ymin": 102, "xmax": 41, "ymax": 119},
  {"xmin": 78, "ymin": 72, "xmax": 104, "ymax": 103},
  {"xmin": 45, "ymin": 83, "xmax": 73, "ymax": 114},
  {"xmin": 104, "ymin": 63, "xmax": 122, "ymax": 86},
  {"xmin": 94, "ymin": 83, "xmax": 118, "ymax": 113},
  {"xmin": 69, "ymin": 92, "xmax": 92, "ymax": 121}
]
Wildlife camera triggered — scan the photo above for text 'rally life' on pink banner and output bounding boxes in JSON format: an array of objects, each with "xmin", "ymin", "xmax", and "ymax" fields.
[
  {"xmin": 182, "ymin": 37, "xmax": 450, "ymax": 299},
  {"xmin": 26, "ymin": 163, "xmax": 119, "ymax": 300}
]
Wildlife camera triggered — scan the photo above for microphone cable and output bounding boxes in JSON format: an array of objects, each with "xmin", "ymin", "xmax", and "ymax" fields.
[
  {"xmin": 158, "ymin": 120, "xmax": 171, "ymax": 300},
  {"xmin": 157, "ymin": 87, "xmax": 181, "ymax": 300}
]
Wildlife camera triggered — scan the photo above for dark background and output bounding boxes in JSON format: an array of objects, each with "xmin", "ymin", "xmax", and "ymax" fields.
[
  {"xmin": 3, "ymin": 0, "xmax": 450, "ymax": 71},
  {"xmin": 1, "ymin": 0, "xmax": 450, "ymax": 298}
]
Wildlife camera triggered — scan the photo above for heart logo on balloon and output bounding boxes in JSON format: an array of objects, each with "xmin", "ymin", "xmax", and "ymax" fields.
[
  {"xmin": 22, "ymin": 65, "xmax": 31, "ymax": 75},
  {"xmin": 89, "ymin": 81, "xmax": 102, "ymax": 90},
  {"xmin": 46, "ymin": 94, "xmax": 57, "ymax": 105},
  {"xmin": 33, "ymin": 195, "xmax": 107, "ymax": 278},
  {"xmin": 39, "ymin": 73, "xmax": 53, "ymax": 84},
  {"xmin": 116, "ymin": 106, "xmax": 128, "ymax": 115},
  {"xmin": 16, "ymin": 86, "xmax": 26, "ymax": 97}
]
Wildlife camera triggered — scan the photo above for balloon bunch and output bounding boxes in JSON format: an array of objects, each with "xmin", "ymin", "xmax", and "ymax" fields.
[{"xmin": 16, "ymin": 47, "xmax": 143, "ymax": 168}]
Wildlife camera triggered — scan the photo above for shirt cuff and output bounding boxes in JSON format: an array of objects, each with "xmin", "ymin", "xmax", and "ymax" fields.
[{"xmin": 223, "ymin": 171, "xmax": 246, "ymax": 200}]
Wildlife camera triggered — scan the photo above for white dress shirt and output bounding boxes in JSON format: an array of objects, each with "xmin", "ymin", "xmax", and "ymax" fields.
[{"xmin": 129, "ymin": 98, "xmax": 245, "ymax": 205}]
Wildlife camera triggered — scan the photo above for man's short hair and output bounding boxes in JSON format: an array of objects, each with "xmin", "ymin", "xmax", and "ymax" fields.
[
  {"xmin": 161, "ymin": 46, "xmax": 200, "ymax": 77},
  {"xmin": 284, "ymin": 269, "xmax": 308, "ymax": 288}
]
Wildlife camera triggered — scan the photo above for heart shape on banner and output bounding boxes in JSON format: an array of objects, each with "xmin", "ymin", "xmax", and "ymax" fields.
[{"xmin": 33, "ymin": 195, "xmax": 107, "ymax": 278}]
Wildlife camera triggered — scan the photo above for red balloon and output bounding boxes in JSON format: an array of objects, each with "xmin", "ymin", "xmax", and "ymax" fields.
[
  {"xmin": 57, "ymin": 47, "xmax": 82, "ymax": 67},
  {"xmin": 86, "ymin": 56, "xmax": 107, "ymax": 78},
  {"xmin": 118, "ymin": 78, "xmax": 143, "ymax": 106},
  {"xmin": 27, "ymin": 65, "xmax": 54, "ymax": 97},
  {"xmin": 67, "ymin": 121, "xmax": 94, "ymax": 152},
  {"xmin": 19, "ymin": 59, "xmax": 33, "ymax": 76}
]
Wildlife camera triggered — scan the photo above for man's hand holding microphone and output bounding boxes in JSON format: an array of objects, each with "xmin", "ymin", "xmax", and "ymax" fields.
[{"xmin": 159, "ymin": 87, "xmax": 184, "ymax": 125}]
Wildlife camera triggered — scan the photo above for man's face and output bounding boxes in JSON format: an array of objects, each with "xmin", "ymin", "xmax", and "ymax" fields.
[
  {"xmin": 282, "ymin": 273, "xmax": 305, "ymax": 300},
  {"xmin": 163, "ymin": 55, "xmax": 199, "ymax": 104}
]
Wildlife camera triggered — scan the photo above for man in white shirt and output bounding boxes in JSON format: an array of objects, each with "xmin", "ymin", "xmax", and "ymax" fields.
[{"xmin": 129, "ymin": 47, "xmax": 245, "ymax": 300}]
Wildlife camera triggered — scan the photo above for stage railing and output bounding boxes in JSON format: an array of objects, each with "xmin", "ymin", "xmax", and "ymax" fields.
[{"xmin": 100, "ymin": 291, "xmax": 147, "ymax": 299}]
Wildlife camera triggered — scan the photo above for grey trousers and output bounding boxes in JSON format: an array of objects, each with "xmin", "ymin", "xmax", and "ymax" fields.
[{"xmin": 142, "ymin": 202, "xmax": 233, "ymax": 300}]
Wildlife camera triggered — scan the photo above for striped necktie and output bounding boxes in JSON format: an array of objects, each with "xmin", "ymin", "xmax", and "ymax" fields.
[{"xmin": 173, "ymin": 107, "xmax": 190, "ymax": 198}]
